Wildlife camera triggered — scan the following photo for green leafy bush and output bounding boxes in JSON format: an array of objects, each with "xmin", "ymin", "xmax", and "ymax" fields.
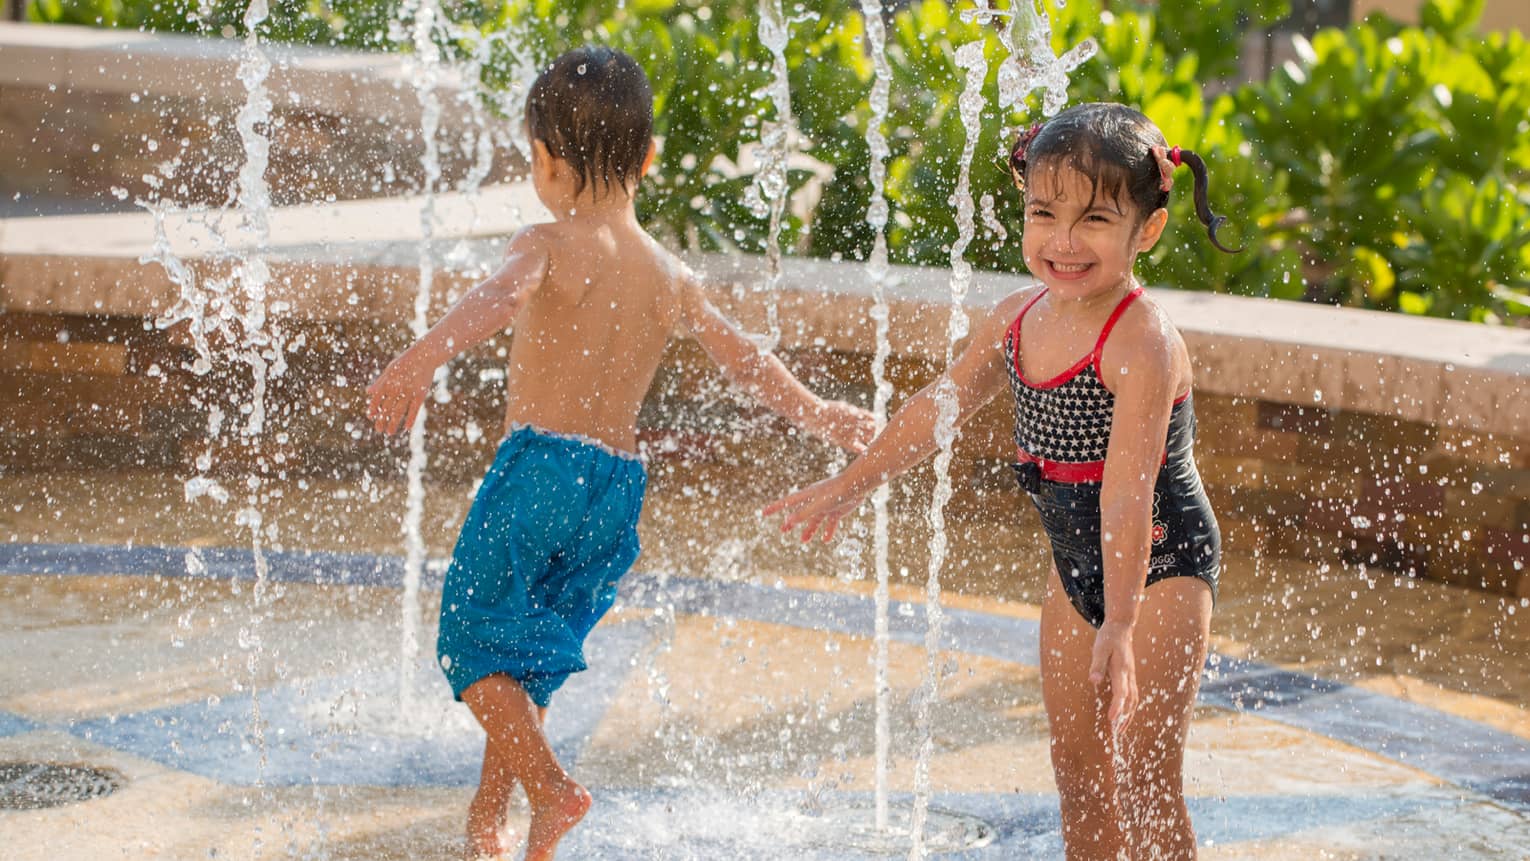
[{"xmin": 27, "ymin": 0, "xmax": 1529, "ymax": 322}]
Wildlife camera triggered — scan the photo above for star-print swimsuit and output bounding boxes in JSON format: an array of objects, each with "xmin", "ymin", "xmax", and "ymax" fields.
[{"xmin": 1003, "ymin": 286, "xmax": 1220, "ymax": 627}]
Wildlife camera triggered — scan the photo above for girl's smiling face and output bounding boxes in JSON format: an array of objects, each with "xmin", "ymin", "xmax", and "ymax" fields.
[{"xmin": 1021, "ymin": 162, "xmax": 1168, "ymax": 301}]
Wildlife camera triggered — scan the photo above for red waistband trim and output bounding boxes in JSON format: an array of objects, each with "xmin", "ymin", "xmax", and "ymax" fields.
[
  {"xmin": 1016, "ymin": 446, "xmax": 1171, "ymax": 484},
  {"xmin": 1015, "ymin": 449, "xmax": 1107, "ymax": 483}
]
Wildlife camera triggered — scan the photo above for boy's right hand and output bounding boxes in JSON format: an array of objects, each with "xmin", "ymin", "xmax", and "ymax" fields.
[
  {"xmin": 763, "ymin": 474, "xmax": 865, "ymax": 543},
  {"xmin": 366, "ymin": 353, "xmax": 435, "ymax": 436}
]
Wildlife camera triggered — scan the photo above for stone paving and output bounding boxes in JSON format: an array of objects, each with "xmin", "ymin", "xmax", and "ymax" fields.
[{"xmin": 3, "ymin": 541, "xmax": 1529, "ymax": 859}]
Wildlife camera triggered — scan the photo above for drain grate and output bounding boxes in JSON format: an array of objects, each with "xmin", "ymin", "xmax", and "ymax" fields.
[
  {"xmin": 802, "ymin": 801, "xmax": 997, "ymax": 855},
  {"xmin": 0, "ymin": 762, "xmax": 123, "ymax": 810}
]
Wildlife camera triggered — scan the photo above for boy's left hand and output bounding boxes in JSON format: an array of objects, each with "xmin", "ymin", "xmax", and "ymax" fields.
[
  {"xmin": 809, "ymin": 400, "xmax": 877, "ymax": 453},
  {"xmin": 366, "ymin": 353, "xmax": 435, "ymax": 436}
]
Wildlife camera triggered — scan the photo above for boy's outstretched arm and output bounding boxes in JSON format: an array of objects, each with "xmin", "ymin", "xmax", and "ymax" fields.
[
  {"xmin": 366, "ymin": 229, "xmax": 549, "ymax": 435},
  {"xmin": 765, "ymin": 289, "xmax": 1033, "ymax": 542},
  {"xmin": 678, "ymin": 274, "xmax": 875, "ymax": 453}
]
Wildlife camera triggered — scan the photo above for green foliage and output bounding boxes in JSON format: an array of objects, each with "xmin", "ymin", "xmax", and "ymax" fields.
[
  {"xmin": 1394, "ymin": 174, "xmax": 1530, "ymax": 321},
  {"xmin": 1419, "ymin": 0, "xmax": 1486, "ymax": 43},
  {"xmin": 27, "ymin": 0, "xmax": 386, "ymax": 46},
  {"xmin": 1230, "ymin": 8, "xmax": 1530, "ymax": 319},
  {"xmin": 28, "ymin": 0, "xmax": 1530, "ymax": 322},
  {"xmin": 1151, "ymin": 0, "xmax": 1291, "ymax": 80}
]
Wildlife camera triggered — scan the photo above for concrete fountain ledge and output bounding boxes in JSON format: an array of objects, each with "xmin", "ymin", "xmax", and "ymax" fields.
[
  {"xmin": 0, "ymin": 184, "xmax": 1526, "ymax": 440},
  {"xmin": 0, "ymin": 22, "xmax": 525, "ymax": 217},
  {"xmin": 0, "ymin": 21, "xmax": 483, "ymax": 133},
  {"xmin": 1, "ymin": 21, "xmax": 1524, "ymax": 437},
  {"xmin": 0, "ymin": 21, "xmax": 1525, "ymax": 588}
]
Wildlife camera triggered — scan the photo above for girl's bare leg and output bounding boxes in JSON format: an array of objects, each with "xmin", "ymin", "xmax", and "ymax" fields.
[
  {"xmin": 1041, "ymin": 567, "xmax": 1127, "ymax": 861},
  {"xmin": 1041, "ymin": 568, "xmax": 1212, "ymax": 861},
  {"xmin": 466, "ymin": 705, "xmax": 549, "ymax": 858},
  {"xmin": 1116, "ymin": 578, "xmax": 1212, "ymax": 860},
  {"xmin": 463, "ymin": 675, "xmax": 589, "ymax": 861}
]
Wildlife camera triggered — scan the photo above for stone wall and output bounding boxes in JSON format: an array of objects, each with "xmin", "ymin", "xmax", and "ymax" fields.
[
  {"xmin": 1, "ymin": 21, "xmax": 1525, "ymax": 598},
  {"xmin": 0, "ymin": 83, "xmax": 521, "ymax": 211},
  {"xmin": 0, "ymin": 23, "xmax": 523, "ymax": 213},
  {"xmin": 2, "ymin": 301, "xmax": 1526, "ymax": 598}
]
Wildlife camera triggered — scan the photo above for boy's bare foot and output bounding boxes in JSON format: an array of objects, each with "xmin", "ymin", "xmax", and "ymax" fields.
[
  {"xmin": 466, "ymin": 791, "xmax": 509, "ymax": 860},
  {"xmin": 524, "ymin": 778, "xmax": 592, "ymax": 861}
]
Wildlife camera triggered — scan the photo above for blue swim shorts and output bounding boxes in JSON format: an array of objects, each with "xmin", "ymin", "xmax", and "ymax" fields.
[{"xmin": 437, "ymin": 423, "xmax": 647, "ymax": 707}]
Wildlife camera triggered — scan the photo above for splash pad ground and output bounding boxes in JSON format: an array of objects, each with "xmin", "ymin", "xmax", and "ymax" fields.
[
  {"xmin": 2, "ymin": 469, "xmax": 1528, "ymax": 859},
  {"xmin": 2, "ymin": 23, "xmax": 1528, "ymax": 858}
]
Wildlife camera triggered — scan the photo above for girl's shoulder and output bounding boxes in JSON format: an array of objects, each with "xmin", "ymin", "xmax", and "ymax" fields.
[
  {"xmin": 1113, "ymin": 289, "xmax": 1183, "ymax": 347},
  {"xmin": 992, "ymin": 283, "xmax": 1046, "ymax": 323},
  {"xmin": 1099, "ymin": 290, "xmax": 1192, "ymax": 393},
  {"xmin": 976, "ymin": 284, "xmax": 1045, "ymax": 345}
]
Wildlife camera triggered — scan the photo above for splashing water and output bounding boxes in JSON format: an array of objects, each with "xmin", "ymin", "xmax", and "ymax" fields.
[
  {"xmin": 138, "ymin": 0, "xmax": 287, "ymax": 786},
  {"xmin": 907, "ymin": 32, "xmax": 988, "ymax": 860},
  {"xmin": 744, "ymin": 0, "xmax": 794, "ymax": 354},
  {"xmin": 859, "ymin": 0, "xmax": 897, "ymax": 834},
  {"xmin": 145, "ymin": 204, "xmax": 212, "ymax": 375},
  {"xmin": 233, "ymin": 0, "xmax": 284, "ymax": 785},
  {"xmin": 395, "ymin": 0, "xmax": 447, "ymax": 718},
  {"xmin": 986, "ymin": 0, "xmax": 1097, "ymax": 117},
  {"xmin": 440, "ymin": 17, "xmax": 538, "ymax": 255}
]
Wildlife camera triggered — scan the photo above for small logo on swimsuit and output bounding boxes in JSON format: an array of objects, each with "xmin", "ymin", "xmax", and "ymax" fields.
[{"xmin": 1151, "ymin": 492, "xmax": 1167, "ymax": 544}]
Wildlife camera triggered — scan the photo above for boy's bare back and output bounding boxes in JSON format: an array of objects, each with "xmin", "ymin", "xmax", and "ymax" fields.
[
  {"xmin": 368, "ymin": 205, "xmax": 869, "ymax": 458},
  {"xmin": 499, "ymin": 217, "xmax": 684, "ymax": 455}
]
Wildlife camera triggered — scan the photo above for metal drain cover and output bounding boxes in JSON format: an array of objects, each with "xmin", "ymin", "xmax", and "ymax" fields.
[
  {"xmin": 802, "ymin": 801, "xmax": 997, "ymax": 855},
  {"xmin": 0, "ymin": 762, "xmax": 123, "ymax": 809}
]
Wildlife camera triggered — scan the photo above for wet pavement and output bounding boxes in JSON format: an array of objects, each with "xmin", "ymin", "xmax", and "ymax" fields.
[{"xmin": 1, "ymin": 468, "xmax": 1528, "ymax": 859}]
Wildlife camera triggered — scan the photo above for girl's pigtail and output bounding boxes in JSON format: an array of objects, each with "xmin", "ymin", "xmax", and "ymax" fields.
[{"xmin": 1176, "ymin": 148, "xmax": 1241, "ymax": 254}]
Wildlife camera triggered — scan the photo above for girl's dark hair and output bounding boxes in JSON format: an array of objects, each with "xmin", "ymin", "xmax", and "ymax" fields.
[
  {"xmin": 1008, "ymin": 102, "xmax": 1240, "ymax": 253},
  {"xmin": 525, "ymin": 46, "xmax": 654, "ymax": 199}
]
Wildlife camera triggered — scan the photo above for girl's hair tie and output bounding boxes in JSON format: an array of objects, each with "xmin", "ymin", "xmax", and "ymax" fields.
[
  {"xmin": 1008, "ymin": 123, "xmax": 1046, "ymax": 190},
  {"xmin": 1149, "ymin": 144, "xmax": 1179, "ymax": 193}
]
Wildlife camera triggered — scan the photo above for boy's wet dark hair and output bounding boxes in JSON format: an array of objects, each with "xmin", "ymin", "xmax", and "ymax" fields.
[
  {"xmin": 525, "ymin": 46, "xmax": 654, "ymax": 199},
  {"xmin": 1009, "ymin": 102, "xmax": 1240, "ymax": 253}
]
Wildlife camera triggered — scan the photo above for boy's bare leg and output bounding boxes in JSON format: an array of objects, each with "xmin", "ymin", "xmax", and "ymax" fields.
[
  {"xmin": 466, "ymin": 734, "xmax": 514, "ymax": 859},
  {"xmin": 463, "ymin": 675, "xmax": 589, "ymax": 861},
  {"xmin": 466, "ymin": 705, "xmax": 550, "ymax": 857}
]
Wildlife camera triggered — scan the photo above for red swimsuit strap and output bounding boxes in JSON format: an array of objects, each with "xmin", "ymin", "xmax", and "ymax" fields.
[
  {"xmin": 1090, "ymin": 287, "xmax": 1145, "ymax": 368},
  {"xmin": 1006, "ymin": 288, "xmax": 1049, "ymax": 380}
]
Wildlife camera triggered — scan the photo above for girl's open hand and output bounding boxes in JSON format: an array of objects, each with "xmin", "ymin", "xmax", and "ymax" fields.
[
  {"xmin": 763, "ymin": 474, "xmax": 865, "ymax": 543},
  {"xmin": 365, "ymin": 354, "xmax": 435, "ymax": 436},
  {"xmin": 808, "ymin": 400, "xmax": 877, "ymax": 454},
  {"xmin": 1089, "ymin": 619, "xmax": 1139, "ymax": 735}
]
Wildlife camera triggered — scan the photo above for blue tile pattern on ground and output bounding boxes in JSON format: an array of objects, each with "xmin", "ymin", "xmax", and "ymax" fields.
[
  {"xmin": 8, "ymin": 542, "xmax": 1530, "ymax": 814},
  {"xmin": 68, "ymin": 619, "xmax": 654, "ymax": 787},
  {"xmin": 0, "ymin": 542, "xmax": 435, "ymax": 588},
  {"xmin": 0, "ymin": 711, "xmax": 36, "ymax": 738},
  {"xmin": 551, "ymin": 788, "xmax": 1454, "ymax": 859}
]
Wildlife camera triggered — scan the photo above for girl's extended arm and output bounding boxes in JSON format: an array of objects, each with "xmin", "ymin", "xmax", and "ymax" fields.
[
  {"xmin": 1098, "ymin": 320, "xmax": 1179, "ymax": 626},
  {"xmin": 366, "ymin": 229, "xmax": 549, "ymax": 435},
  {"xmin": 766, "ymin": 290, "xmax": 1034, "ymax": 541},
  {"xmin": 1092, "ymin": 308, "xmax": 1183, "ymax": 730},
  {"xmin": 678, "ymin": 274, "xmax": 875, "ymax": 452}
]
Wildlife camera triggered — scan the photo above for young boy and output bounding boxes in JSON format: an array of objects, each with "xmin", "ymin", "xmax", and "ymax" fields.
[{"xmin": 366, "ymin": 46, "xmax": 874, "ymax": 860}]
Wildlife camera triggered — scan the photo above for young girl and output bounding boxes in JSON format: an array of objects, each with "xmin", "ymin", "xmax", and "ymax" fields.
[{"xmin": 767, "ymin": 102, "xmax": 1236, "ymax": 860}]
